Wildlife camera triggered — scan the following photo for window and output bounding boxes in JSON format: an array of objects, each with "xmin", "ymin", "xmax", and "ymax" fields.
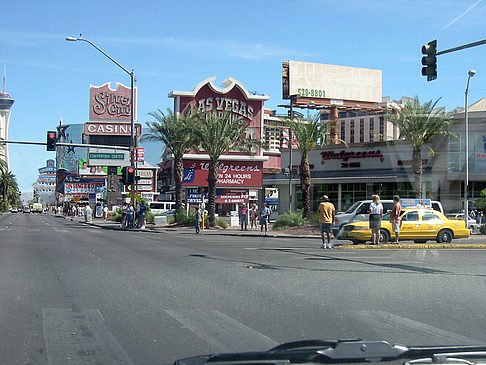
[
  {"xmin": 340, "ymin": 122, "xmax": 346, "ymax": 142},
  {"xmin": 379, "ymin": 116, "xmax": 385, "ymax": 141},
  {"xmin": 350, "ymin": 120, "xmax": 355, "ymax": 143},
  {"xmin": 401, "ymin": 211, "xmax": 419, "ymax": 222},
  {"xmin": 369, "ymin": 117, "xmax": 374, "ymax": 142},
  {"xmin": 422, "ymin": 212, "xmax": 440, "ymax": 221},
  {"xmin": 359, "ymin": 119, "xmax": 365, "ymax": 142}
]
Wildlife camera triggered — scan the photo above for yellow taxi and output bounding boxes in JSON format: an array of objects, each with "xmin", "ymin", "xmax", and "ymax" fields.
[{"xmin": 339, "ymin": 208, "xmax": 470, "ymax": 244}]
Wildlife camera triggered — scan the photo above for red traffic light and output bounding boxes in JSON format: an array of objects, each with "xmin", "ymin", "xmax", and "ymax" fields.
[
  {"xmin": 128, "ymin": 167, "xmax": 135, "ymax": 173},
  {"xmin": 48, "ymin": 133, "xmax": 56, "ymax": 139}
]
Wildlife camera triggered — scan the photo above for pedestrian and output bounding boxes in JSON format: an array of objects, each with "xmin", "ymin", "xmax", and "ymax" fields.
[
  {"xmin": 194, "ymin": 206, "xmax": 202, "ymax": 233},
  {"xmin": 318, "ymin": 195, "xmax": 335, "ymax": 249},
  {"xmin": 259, "ymin": 203, "xmax": 271, "ymax": 236},
  {"xmin": 239, "ymin": 204, "xmax": 248, "ymax": 231},
  {"xmin": 126, "ymin": 203, "xmax": 134, "ymax": 228},
  {"xmin": 103, "ymin": 204, "xmax": 108, "ymax": 221},
  {"xmin": 369, "ymin": 194, "xmax": 383, "ymax": 245},
  {"xmin": 138, "ymin": 201, "xmax": 147, "ymax": 229},
  {"xmin": 249, "ymin": 204, "xmax": 258, "ymax": 230},
  {"xmin": 389, "ymin": 195, "xmax": 402, "ymax": 244},
  {"xmin": 477, "ymin": 211, "xmax": 483, "ymax": 224},
  {"xmin": 121, "ymin": 202, "xmax": 127, "ymax": 228}
]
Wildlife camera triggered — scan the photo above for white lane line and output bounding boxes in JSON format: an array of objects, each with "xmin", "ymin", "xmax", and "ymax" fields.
[
  {"xmin": 416, "ymin": 250, "xmax": 427, "ymax": 261},
  {"xmin": 349, "ymin": 310, "xmax": 480, "ymax": 345},
  {"xmin": 43, "ymin": 308, "xmax": 134, "ymax": 365},
  {"xmin": 166, "ymin": 309, "xmax": 278, "ymax": 353}
]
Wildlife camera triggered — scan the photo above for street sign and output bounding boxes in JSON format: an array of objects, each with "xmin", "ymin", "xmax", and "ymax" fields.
[{"xmin": 87, "ymin": 148, "xmax": 130, "ymax": 166}]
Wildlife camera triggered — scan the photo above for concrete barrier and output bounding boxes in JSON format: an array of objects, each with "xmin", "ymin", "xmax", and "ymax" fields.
[{"xmin": 154, "ymin": 216, "xmax": 167, "ymax": 226}]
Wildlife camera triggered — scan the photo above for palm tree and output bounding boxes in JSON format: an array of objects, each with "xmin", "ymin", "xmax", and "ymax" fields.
[
  {"xmin": 192, "ymin": 111, "xmax": 259, "ymax": 227},
  {"xmin": 386, "ymin": 97, "xmax": 455, "ymax": 198},
  {"xmin": 284, "ymin": 114, "xmax": 332, "ymax": 219},
  {"xmin": 0, "ymin": 170, "xmax": 18, "ymax": 211},
  {"xmin": 143, "ymin": 108, "xmax": 196, "ymax": 210}
]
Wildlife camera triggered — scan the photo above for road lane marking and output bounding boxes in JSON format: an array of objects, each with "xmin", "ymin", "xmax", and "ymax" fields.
[
  {"xmin": 416, "ymin": 250, "xmax": 427, "ymax": 261},
  {"xmin": 42, "ymin": 308, "xmax": 134, "ymax": 365},
  {"xmin": 165, "ymin": 309, "xmax": 278, "ymax": 352},
  {"xmin": 349, "ymin": 310, "xmax": 480, "ymax": 345}
]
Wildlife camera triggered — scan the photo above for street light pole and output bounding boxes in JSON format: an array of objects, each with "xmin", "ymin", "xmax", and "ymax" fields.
[
  {"xmin": 464, "ymin": 69, "xmax": 476, "ymax": 220},
  {"xmin": 66, "ymin": 35, "xmax": 136, "ymax": 204},
  {"xmin": 287, "ymin": 94, "xmax": 298, "ymax": 212}
]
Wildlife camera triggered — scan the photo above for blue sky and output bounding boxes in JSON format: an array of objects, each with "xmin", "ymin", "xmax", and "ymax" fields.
[{"xmin": 1, "ymin": 0, "xmax": 486, "ymax": 192}]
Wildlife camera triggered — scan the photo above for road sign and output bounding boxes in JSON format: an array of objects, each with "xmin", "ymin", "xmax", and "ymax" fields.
[{"xmin": 87, "ymin": 148, "xmax": 130, "ymax": 166}]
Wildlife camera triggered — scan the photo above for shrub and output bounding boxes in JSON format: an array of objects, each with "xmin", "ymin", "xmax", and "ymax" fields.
[
  {"xmin": 215, "ymin": 217, "xmax": 228, "ymax": 229},
  {"xmin": 273, "ymin": 211, "xmax": 306, "ymax": 230},
  {"xmin": 146, "ymin": 211, "xmax": 154, "ymax": 224},
  {"xmin": 480, "ymin": 224, "xmax": 486, "ymax": 235},
  {"xmin": 174, "ymin": 209, "xmax": 195, "ymax": 225},
  {"xmin": 308, "ymin": 213, "xmax": 320, "ymax": 224}
]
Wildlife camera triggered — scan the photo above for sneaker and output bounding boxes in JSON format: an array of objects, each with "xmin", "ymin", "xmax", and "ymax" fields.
[{"xmin": 320, "ymin": 244, "xmax": 326, "ymax": 249}]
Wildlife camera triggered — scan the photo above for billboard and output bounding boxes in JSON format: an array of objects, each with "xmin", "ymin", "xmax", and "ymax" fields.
[
  {"xmin": 286, "ymin": 61, "xmax": 382, "ymax": 103},
  {"xmin": 90, "ymin": 82, "xmax": 137, "ymax": 121},
  {"xmin": 84, "ymin": 122, "xmax": 141, "ymax": 136},
  {"xmin": 182, "ymin": 160, "xmax": 263, "ymax": 187},
  {"xmin": 87, "ymin": 148, "xmax": 130, "ymax": 167}
]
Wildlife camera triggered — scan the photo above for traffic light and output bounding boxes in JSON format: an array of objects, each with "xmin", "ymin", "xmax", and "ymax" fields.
[
  {"xmin": 120, "ymin": 167, "xmax": 127, "ymax": 184},
  {"xmin": 46, "ymin": 131, "xmax": 57, "ymax": 151},
  {"xmin": 422, "ymin": 40, "xmax": 437, "ymax": 81},
  {"xmin": 126, "ymin": 166, "xmax": 135, "ymax": 185}
]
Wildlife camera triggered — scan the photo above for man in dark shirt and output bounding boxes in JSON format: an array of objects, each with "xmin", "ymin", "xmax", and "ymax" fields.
[{"xmin": 389, "ymin": 195, "xmax": 402, "ymax": 244}]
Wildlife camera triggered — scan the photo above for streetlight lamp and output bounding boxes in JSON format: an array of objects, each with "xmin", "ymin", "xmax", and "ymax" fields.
[
  {"xmin": 464, "ymin": 69, "xmax": 476, "ymax": 219},
  {"xmin": 66, "ymin": 35, "xmax": 136, "ymax": 204}
]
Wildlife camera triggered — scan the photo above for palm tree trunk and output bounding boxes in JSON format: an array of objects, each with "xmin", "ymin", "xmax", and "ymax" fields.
[
  {"xmin": 300, "ymin": 155, "xmax": 311, "ymax": 218},
  {"xmin": 412, "ymin": 149, "xmax": 423, "ymax": 198},
  {"xmin": 173, "ymin": 156, "xmax": 184, "ymax": 210},
  {"xmin": 207, "ymin": 158, "xmax": 218, "ymax": 227}
]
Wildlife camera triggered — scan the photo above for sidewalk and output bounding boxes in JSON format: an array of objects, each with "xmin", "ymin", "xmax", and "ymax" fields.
[{"xmin": 54, "ymin": 213, "xmax": 486, "ymax": 249}]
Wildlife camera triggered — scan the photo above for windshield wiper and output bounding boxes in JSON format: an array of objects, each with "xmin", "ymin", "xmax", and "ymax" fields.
[{"xmin": 174, "ymin": 339, "xmax": 486, "ymax": 365}]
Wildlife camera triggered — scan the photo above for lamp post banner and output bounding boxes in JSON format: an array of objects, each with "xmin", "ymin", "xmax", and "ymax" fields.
[{"xmin": 182, "ymin": 160, "xmax": 263, "ymax": 187}]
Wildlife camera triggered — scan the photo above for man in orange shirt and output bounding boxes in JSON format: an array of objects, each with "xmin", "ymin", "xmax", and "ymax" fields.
[{"xmin": 318, "ymin": 195, "xmax": 335, "ymax": 249}]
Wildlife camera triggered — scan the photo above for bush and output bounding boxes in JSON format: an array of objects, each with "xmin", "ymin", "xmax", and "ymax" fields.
[
  {"xmin": 146, "ymin": 211, "xmax": 154, "ymax": 224},
  {"xmin": 308, "ymin": 213, "xmax": 320, "ymax": 224},
  {"xmin": 273, "ymin": 211, "xmax": 306, "ymax": 230},
  {"xmin": 111, "ymin": 208, "xmax": 123, "ymax": 222},
  {"xmin": 174, "ymin": 209, "xmax": 195, "ymax": 225},
  {"xmin": 480, "ymin": 224, "xmax": 486, "ymax": 235},
  {"xmin": 215, "ymin": 217, "xmax": 228, "ymax": 229}
]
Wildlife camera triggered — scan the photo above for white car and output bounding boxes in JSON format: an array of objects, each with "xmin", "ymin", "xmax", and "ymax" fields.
[{"xmin": 445, "ymin": 213, "xmax": 477, "ymax": 231}]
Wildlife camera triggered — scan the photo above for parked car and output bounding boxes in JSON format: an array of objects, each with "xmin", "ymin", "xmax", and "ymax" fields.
[
  {"xmin": 23, "ymin": 206, "xmax": 31, "ymax": 214},
  {"xmin": 339, "ymin": 208, "xmax": 469, "ymax": 244},
  {"xmin": 334, "ymin": 199, "xmax": 444, "ymax": 237},
  {"xmin": 445, "ymin": 213, "xmax": 477, "ymax": 231}
]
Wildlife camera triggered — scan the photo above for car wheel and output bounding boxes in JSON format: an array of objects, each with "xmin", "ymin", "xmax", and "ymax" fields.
[
  {"xmin": 414, "ymin": 239, "xmax": 428, "ymax": 243},
  {"xmin": 436, "ymin": 229, "xmax": 453, "ymax": 243},
  {"xmin": 380, "ymin": 229, "xmax": 390, "ymax": 244}
]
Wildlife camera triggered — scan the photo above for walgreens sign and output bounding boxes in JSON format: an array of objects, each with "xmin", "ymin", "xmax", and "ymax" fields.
[{"xmin": 182, "ymin": 160, "xmax": 263, "ymax": 187}]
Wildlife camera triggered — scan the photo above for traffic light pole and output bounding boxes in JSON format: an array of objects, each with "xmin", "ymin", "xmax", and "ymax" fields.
[{"xmin": 436, "ymin": 38, "xmax": 486, "ymax": 56}]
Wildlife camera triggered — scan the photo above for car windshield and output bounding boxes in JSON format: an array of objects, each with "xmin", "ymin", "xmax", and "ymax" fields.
[{"xmin": 4, "ymin": 2, "xmax": 486, "ymax": 364}]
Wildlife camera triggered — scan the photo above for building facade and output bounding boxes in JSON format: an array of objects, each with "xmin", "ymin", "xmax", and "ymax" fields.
[{"xmin": 0, "ymin": 88, "xmax": 14, "ymax": 169}]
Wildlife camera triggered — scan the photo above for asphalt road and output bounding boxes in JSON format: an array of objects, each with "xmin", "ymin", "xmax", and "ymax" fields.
[{"xmin": 1, "ymin": 212, "xmax": 486, "ymax": 365}]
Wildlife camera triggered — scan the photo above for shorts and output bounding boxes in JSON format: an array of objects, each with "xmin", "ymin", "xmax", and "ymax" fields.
[
  {"xmin": 260, "ymin": 217, "xmax": 268, "ymax": 226},
  {"xmin": 320, "ymin": 223, "xmax": 332, "ymax": 233},
  {"xmin": 369, "ymin": 214, "xmax": 382, "ymax": 229},
  {"xmin": 391, "ymin": 220, "xmax": 400, "ymax": 233}
]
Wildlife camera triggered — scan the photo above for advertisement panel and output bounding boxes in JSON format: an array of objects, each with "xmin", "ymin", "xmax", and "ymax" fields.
[
  {"xmin": 186, "ymin": 188, "xmax": 249, "ymax": 204},
  {"xmin": 90, "ymin": 82, "xmax": 137, "ymax": 121},
  {"xmin": 287, "ymin": 61, "xmax": 382, "ymax": 103},
  {"xmin": 182, "ymin": 160, "xmax": 263, "ymax": 187},
  {"xmin": 79, "ymin": 159, "xmax": 108, "ymax": 176}
]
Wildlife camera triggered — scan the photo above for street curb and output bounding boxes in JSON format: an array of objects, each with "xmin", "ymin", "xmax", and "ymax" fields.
[{"xmin": 339, "ymin": 243, "xmax": 486, "ymax": 249}]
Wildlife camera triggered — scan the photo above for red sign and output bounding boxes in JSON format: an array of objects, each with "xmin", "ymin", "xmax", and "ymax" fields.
[
  {"xmin": 182, "ymin": 160, "xmax": 263, "ymax": 187},
  {"xmin": 136, "ymin": 148, "xmax": 145, "ymax": 163},
  {"xmin": 84, "ymin": 122, "xmax": 141, "ymax": 136},
  {"xmin": 90, "ymin": 82, "xmax": 137, "ymax": 121},
  {"xmin": 215, "ymin": 189, "xmax": 249, "ymax": 204}
]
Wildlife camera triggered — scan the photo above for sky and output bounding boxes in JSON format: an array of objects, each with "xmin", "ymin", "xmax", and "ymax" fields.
[{"xmin": 1, "ymin": 0, "xmax": 486, "ymax": 193}]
